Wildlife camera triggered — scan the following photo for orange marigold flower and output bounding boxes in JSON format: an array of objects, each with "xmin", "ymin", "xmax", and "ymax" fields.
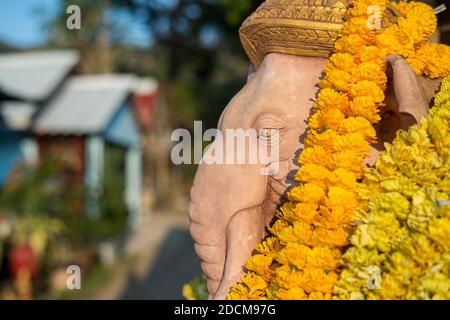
[
  {"xmin": 338, "ymin": 116, "xmax": 377, "ymax": 142},
  {"xmin": 326, "ymin": 186, "xmax": 357, "ymax": 210},
  {"xmin": 304, "ymin": 129, "xmax": 337, "ymax": 152},
  {"xmin": 331, "ymin": 150, "xmax": 364, "ymax": 174},
  {"xmin": 349, "ymin": 96, "xmax": 381, "ymax": 123},
  {"xmin": 320, "ymin": 69, "xmax": 353, "ymax": 92},
  {"xmin": 268, "ymin": 286, "xmax": 306, "ymax": 300},
  {"xmin": 273, "ymin": 265, "xmax": 304, "ymax": 289},
  {"xmin": 269, "ymin": 219, "xmax": 290, "ymax": 237},
  {"xmin": 301, "ymin": 268, "xmax": 339, "ymax": 293},
  {"xmin": 376, "ymin": 24, "xmax": 414, "ymax": 57},
  {"xmin": 397, "ymin": 2, "xmax": 437, "ymax": 45},
  {"xmin": 245, "ymin": 255, "xmax": 274, "ymax": 282},
  {"xmin": 349, "ymin": 80, "xmax": 384, "ymax": 103},
  {"xmin": 314, "ymin": 88, "xmax": 350, "ymax": 114},
  {"xmin": 327, "ymin": 168, "xmax": 358, "ymax": 191},
  {"xmin": 325, "ymin": 53, "xmax": 357, "ymax": 74},
  {"xmin": 278, "ymin": 202, "xmax": 318, "ymax": 224},
  {"xmin": 306, "ymin": 247, "xmax": 341, "ymax": 270},
  {"xmin": 312, "ymin": 227, "xmax": 350, "ymax": 247},
  {"xmin": 352, "ymin": 62, "xmax": 387, "ymax": 90},
  {"xmin": 308, "ymin": 292, "xmax": 332, "ymax": 300},
  {"xmin": 309, "ymin": 108, "xmax": 346, "ymax": 132},
  {"xmin": 356, "ymin": 45, "xmax": 387, "ymax": 66},
  {"xmin": 241, "ymin": 272, "xmax": 268, "ymax": 297},
  {"xmin": 342, "ymin": 16, "xmax": 375, "ymax": 43},
  {"xmin": 256, "ymin": 237, "xmax": 283, "ymax": 258},
  {"xmin": 288, "ymin": 183, "xmax": 326, "ymax": 203},
  {"xmin": 227, "ymin": 284, "xmax": 250, "ymax": 300},
  {"xmin": 299, "ymin": 146, "xmax": 331, "ymax": 167},
  {"xmin": 335, "ymin": 34, "xmax": 367, "ymax": 55},
  {"xmin": 317, "ymin": 206, "xmax": 354, "ymax": 228},
  {"xmin": 277, "ymin": 221, "xmax": 313, "ymax": 244},
  {"xmin": 333, "ymin": 133, "xmax": 370, "ymax": 157},
  {"xmin": 295, "ymin": 164, "xmax": 330, "ymax": 188},
  {"xmin": 276, "ymin": 243, "xmax": 311, "ymax": 269}
]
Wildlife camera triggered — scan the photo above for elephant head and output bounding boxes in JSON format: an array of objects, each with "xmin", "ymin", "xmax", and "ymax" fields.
[{"xmin": 188, "ymin": 52, "xmax": 441, "ymax": 300}]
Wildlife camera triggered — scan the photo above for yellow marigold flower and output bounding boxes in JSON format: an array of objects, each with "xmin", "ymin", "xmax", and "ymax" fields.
[
  {"xmin": 314, "ymin": 88, "xmax": 350, "ymax": 114},
  {"xmin": 337, "ymin": 76, "xmax": 450, "ymax": 300},
  {"xmin": 309, "ymin": 108, "xmax": 346, "ymax": 132},
  {"xmin": 287, "ymin": 183, "xmax": 325, "ymax": 204},
  {"xmin": 245, "ymin": 255, "xmax": 274, "ymax": 282},
  {"xmin": 341, "ymin": 247, "xmax": 386, "ymax": 267},
  {"xmin": 325, "ymin": 53, "xmax": 357, "ymax": 74},
  {"xmin": 295, "ymin": 164, "xmax": 330, "ymax": 188},
  {"xmin": 256, "ymin": 237, "xmax": 283, "ymax": 258},
  {"xmin": 321, "ymin": 69, "xmax": 353, "ymax": 92}
]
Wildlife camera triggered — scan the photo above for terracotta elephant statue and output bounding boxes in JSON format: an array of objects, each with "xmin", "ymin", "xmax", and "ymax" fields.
[{"xmin": 188, "ymin": 52, "xmax": 441, "ymax": 300}]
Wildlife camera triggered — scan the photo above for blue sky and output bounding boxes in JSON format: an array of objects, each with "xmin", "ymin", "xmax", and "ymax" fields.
[{"xmin": 0, "ymin": 0, "xmax": 151, "ymax": 48}]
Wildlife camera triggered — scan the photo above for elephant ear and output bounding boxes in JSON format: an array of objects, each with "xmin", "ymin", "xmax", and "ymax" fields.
[{"xmin": 377, "ymin": 55, "xmax": 442, "ymax": 143}]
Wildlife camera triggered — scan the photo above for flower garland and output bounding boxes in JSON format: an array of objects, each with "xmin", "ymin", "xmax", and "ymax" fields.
[
  {"xmin": 334, "ymin": 75, "xmax": 450, "ymax": 300},
  {"xmin": 227, "ymin": 0, "xmax": 450, "ymax": 300}
]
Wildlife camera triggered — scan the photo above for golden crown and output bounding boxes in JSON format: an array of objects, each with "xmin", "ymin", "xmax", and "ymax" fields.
[{"xmin": 239, "ymin": 0, "xmax": 401, "ymax": 68}]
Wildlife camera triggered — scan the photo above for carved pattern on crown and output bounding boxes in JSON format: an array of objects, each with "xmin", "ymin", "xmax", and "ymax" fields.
[{"xmin": 240, "ymin": 0, "xmax": 352, "ymax": 68}]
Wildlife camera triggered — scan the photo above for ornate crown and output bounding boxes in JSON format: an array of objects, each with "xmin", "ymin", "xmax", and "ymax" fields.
[{"xmin": 239, "ymin": 0, "xmax": 400, "ymax": 68}]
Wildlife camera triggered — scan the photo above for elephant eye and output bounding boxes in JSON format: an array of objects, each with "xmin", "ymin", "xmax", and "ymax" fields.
[
  {"xmin": 254, "ymin": 114, "xmax": 286, "ymax": 147},
  {"xmin": 258, "ymin": 128, "xmax": 281, "ymax": 147}
]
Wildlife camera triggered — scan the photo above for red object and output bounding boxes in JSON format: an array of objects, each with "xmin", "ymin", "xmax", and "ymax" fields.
[
  {"xmin": 8, "ymin": 244, "xmax": 39, "ymax": 279},
  {"xmin": 132, "ymin": 81, "xmax": 159, "ymax": 132}
]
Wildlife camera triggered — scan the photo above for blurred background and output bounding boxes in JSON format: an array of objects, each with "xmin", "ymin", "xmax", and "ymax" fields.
[{"xmin": 0, "ymin": 0, "xmax": 448, "ymax": 300}]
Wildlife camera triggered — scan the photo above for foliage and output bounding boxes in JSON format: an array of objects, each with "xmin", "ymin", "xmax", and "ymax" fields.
[{"xmin": 182, "ymin": 275, "xmax": 208, "ymax": 300}]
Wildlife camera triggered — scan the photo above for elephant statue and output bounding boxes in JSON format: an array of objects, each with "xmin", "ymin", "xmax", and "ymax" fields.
[{"xmin": 188, "ymin": 50, "xmax": 441, "ymax": 300}]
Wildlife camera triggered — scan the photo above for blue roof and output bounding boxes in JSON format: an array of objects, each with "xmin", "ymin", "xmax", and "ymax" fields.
[{"xmin": 34, "ymin": 74, "xmax": 138, "ymax": 135}]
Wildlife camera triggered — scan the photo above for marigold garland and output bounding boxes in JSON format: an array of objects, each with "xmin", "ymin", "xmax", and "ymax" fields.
[
  {"xmin": 335, "ymin": 75, "xmax": 450, "ymax": 300},
  {"xmin": 226, "ymin": 0, "xmax": 450, "ymax": 300}
]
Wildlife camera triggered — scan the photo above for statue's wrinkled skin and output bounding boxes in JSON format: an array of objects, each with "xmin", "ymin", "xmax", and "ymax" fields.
[{"xmin": 189, "ymin": 52, "xmax": 441, "ymax": 300}]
